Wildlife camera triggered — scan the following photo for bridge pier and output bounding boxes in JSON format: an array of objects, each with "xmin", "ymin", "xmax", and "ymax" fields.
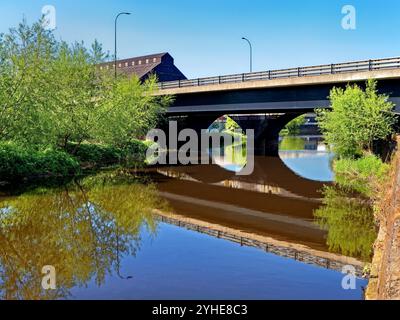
[
  {"xmin": 231, "ymin": 113, "xmax": 303, "ymax": 156},
  {"xmin": 158, "ymin": 113, "xmax": 304, "ymax": 158}
]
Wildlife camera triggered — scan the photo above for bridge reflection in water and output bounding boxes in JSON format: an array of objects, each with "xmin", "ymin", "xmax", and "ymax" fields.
[{"xmin": 149, "ymin": 151, "xmax": 368, "ymax": 276}]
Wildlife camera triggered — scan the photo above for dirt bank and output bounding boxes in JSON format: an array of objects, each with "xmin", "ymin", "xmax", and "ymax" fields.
[{"xmin": 366, "ymin": 137, "xmax": 400, "ymax": 300}]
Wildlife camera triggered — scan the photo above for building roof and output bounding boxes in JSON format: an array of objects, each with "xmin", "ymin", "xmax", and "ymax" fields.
[{"xmin": 99, "ymin": 52, "xmax": 185, "ymax": 81}]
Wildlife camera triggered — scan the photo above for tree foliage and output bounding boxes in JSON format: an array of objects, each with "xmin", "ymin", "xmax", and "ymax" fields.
[
  {"xmin": 316, "ymin": 80, "xmax": 395, "ymax": 158},
  {"xmin": 0, "ymin": 19, "xmax": 170, "ymax": 152}
]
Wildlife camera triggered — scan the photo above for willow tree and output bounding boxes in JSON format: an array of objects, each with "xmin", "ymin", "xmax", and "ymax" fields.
[{"xmin": 0, "ymin": 19, "xmax": 170, "ymax": 151}]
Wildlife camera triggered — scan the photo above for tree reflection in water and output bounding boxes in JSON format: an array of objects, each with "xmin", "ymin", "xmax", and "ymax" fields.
[
  {"xmin": 314, "ymin": 186, "xmax": 377, "ymax": 262},
  {"xmin": 0, "ymin": 171, "xmax": 165, "ymax": 300}
]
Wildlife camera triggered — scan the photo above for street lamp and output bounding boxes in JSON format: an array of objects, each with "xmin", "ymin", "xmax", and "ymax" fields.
[
  {"xmin": 114, "ymin": 12, "xmax": 131, "ymax": 78},
  {"xmin": 241, "ymin": 37, "xmax": 253, "ymax": 73}
]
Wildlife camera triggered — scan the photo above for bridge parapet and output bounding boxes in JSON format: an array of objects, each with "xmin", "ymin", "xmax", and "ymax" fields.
[{"xmin": 157, "ymin": 57, "xmax": 400, "ymax": 95}]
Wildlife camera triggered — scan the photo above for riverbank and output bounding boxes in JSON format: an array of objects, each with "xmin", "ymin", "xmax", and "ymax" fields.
[
  {"xmin": 0, "ymin": 140, "xmax": 150, "ymax": 185},
  {"xmin": 366, "ymin": 136, "xmax": 400, "ymax": 300}
]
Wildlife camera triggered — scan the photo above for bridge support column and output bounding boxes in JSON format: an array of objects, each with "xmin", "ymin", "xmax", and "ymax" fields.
[
  {"xmin": 232, "ymin": 113, "xmax": 303, "ymax": 156},
  {"xmin": 157, "ymin": 114, "xmax": 222, "ymax": 163}
]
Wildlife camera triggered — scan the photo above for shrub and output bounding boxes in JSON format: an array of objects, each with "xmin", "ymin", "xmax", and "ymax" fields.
[
  {"xmin": 66, "ymin": 142, "xmax": 123, "ymax": 167},
  {"xmin": 316, "ymin": 80, "xmax": 395, "ymax": 158},
  {"xmin": 0, "ymin": 143, "xmax": 79, "ymax": 182},
  {"xmin": 66, "ymin": 140, "xmax": 150, "ymax": 168},
  {"xmin": 120, "ymin": 139, "xmax": 152, "ymax": 166},
  {"xmin": 334, "ymin": 155, "xmax": 390, "ymax": 198}
]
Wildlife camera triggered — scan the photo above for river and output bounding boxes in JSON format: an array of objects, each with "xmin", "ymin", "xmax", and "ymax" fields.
[{"xmin": 0, "ymin": 135, "xmax": 375, "ymax": 300}]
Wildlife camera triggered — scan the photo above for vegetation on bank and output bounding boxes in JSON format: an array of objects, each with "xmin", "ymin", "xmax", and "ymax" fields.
[
  {"xmin": 0, "ymin": 19, "xmax": 170, "ymax": 183},
  {"xmin": 334, "ymin": 155, "xmax": 390, "ymax": 198},
  {"xmin": 0, "ymin": 143, "xmax": 80, "ymax": 181},
  {"xmin": 314, "ymin": 80, "xmax": 398, "ymax": 261},
  {"xmin": 316, "ymin": 79, "xmax": 396, "ymax": 197}
]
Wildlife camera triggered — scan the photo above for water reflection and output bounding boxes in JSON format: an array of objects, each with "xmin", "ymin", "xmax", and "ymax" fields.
[
  {"xmin": 0, "ymin": 172, "xmax": 163, "ymax": 300},
  {"xmin": 208, "ymin": 131, "xmax": 247, "ymax": 173},
  {"xmin": 279, "ymin": 136, "xmax": 334, "ymax": 182},
  {"xmin": 314, "ymin": 186, "xmax": 377, "ymax": 261},
  {"xmin": 0, "ymin": 135, "xmax": 373, "ymax": 300}
]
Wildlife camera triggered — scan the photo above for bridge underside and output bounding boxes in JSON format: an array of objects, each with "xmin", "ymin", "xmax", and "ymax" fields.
[
  {"xmin": 161, "ymin": 78, "xmax": 400, "ymax": 156},
  {"xmin": 167, "ymin": 79, "xmax": 400, "ymax": 115}
]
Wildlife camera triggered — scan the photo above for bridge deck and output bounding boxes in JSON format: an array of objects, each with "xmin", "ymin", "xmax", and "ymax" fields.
[{"xmin": 155, "ymin": 57, "xmax": 400, "ymax": 96}]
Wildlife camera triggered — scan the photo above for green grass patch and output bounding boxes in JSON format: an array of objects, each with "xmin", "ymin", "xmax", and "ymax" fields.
[{"xmin": 334, "ymin": 155, "xmax": 390, "ymax": 198}]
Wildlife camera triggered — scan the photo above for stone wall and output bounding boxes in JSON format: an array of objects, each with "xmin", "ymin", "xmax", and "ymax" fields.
[{"xmin": 366, "ymin": 136, "xmax": 400, "ymax": 300}]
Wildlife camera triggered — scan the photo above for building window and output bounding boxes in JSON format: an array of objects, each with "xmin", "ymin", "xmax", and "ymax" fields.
[
  {"xmin": 132, "ymin": 61, "xmax": 135, "ymax": 66},
  {"xmin": 118, "ymin": 63, "xmax": 122, "ymax": 68},
  {"xmin": 146, "ymin": 59, "xmax": 149, "ymax": 64},
  {"xmin": 138, "ymin": 60, "xmax": 142, "ymax": 65},
  {"xmin": 153, "ymin": 58, "xmax": 157, "ymax": 63},
  {"xmin": 125, "ymin": 62, "xmax": 128, "ymax": 67}
]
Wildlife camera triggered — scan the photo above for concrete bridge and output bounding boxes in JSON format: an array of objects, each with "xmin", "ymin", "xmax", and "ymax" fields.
[{"xmin": 155, "ymin": 57, "xmax": 400, "ymax": 155}]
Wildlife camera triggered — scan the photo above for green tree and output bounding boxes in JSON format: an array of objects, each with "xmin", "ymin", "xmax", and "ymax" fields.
[
  {"xmin": 316, "ymin": 80, "xmax": 395, "ymax": 158},
  {"xmin": 93, "ymin": 75, "xmax": 171, "ymax": 148},
  {"xmin": 0, "ymin": 19, "xmax": 170, "ymax": 153},
  {"xmin": 0, "ymin": 20, "xmax": 56, "ymax": 144}
]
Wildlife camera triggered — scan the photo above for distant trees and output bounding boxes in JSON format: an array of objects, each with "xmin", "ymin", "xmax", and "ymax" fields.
[
  {"xmin": 0, "ymin": 19, "xmax": 170, "ymax": 152},
  {"xmin": 225, "ymin": 116, "xmax": 241, "ymax": 132},
  {"xmin": 280, "ymin": 115, "xmax": 306, "ymax": 136},
  {"xmin": 316, "ymin": 80, "xmax": 396, "ymax": 158}
]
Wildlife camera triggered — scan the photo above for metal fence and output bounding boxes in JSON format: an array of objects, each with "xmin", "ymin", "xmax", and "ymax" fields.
[{"xmin": 158, "ymin": 56, "xmax": 400, "ymax": 90}]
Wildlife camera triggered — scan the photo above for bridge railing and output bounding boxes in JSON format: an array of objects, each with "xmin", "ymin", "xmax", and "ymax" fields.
[{"xmin": 158, "ymin": 56, "xmax": 400, "ymax": 90}]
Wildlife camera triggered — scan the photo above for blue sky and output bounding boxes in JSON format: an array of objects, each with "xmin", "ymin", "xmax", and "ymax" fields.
[{"xmin": 1, "ymin": 0, "xmax": 399, "ymax": 78}]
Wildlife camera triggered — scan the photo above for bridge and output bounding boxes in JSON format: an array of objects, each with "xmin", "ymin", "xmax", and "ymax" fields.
[{"xmin": 155, "ymin": 56, "xmax": 400, "ymax": 155}]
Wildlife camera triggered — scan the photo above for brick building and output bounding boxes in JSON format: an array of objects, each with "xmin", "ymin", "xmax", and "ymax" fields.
[{"xmin": 99, "ymin": 52, "xmax": 186, "ymax": 82}]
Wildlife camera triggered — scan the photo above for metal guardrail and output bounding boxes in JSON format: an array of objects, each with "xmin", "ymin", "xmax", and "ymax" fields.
[{"xmin": 158, "ymin": 57, "xmax": 400, "ymax": 90}]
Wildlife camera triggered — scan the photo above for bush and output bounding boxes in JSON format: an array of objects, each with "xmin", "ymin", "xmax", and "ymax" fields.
[
  {"xmin": 66, "ymin": 140, "xmax": 150, "ymax": 168},
  {"xmin": 316, "ymin": 80, "xmax": 395, "ymax": 158},
  {"xmin": 0, "ymin": 143, "xmax": 80, "ymax": 182},
  {"xmin": 334, "ymin": 155, "xmax": 390, "ymax": 197},
  {"xmin": 0, "ymin": 139, "xmax": 151, "ymax": 183},
  {"xmin": 66, "ymin": 142, "xmax": 123, "ymax": 167}
]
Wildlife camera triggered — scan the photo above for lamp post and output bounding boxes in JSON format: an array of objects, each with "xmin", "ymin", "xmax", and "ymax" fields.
[
  {"xmin": 241, "ymin": 37, "xmax": 253, "ymax": 73},
  {"xmin": 114, "ymin": 12, "xmax": 131, "ymax": 78}
]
